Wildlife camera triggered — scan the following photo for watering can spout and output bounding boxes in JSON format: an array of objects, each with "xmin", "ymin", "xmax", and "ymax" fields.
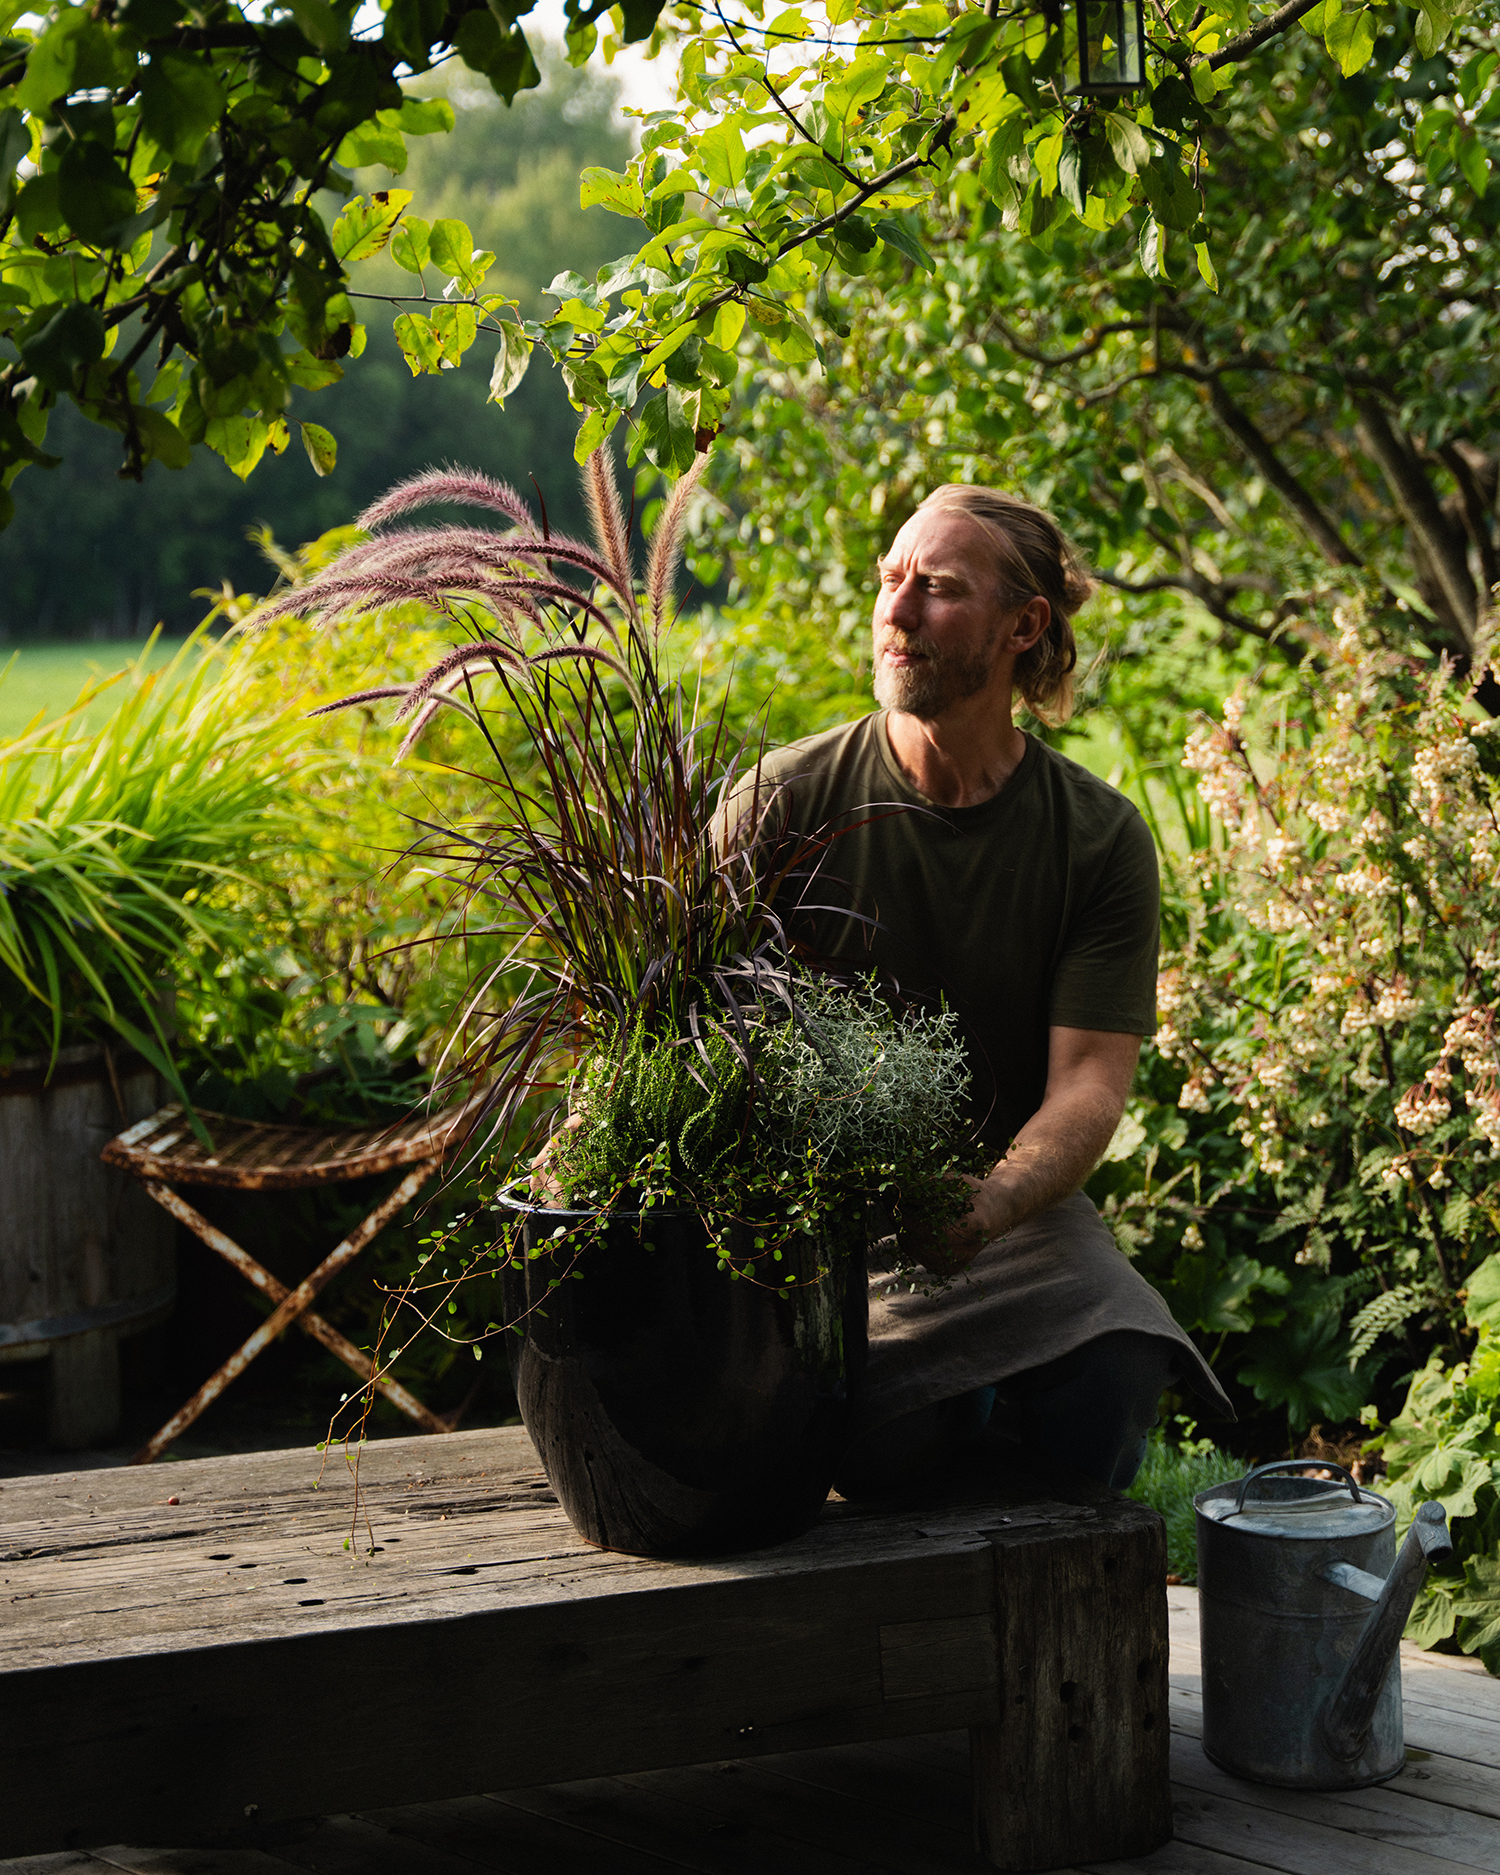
[{"xmin": 1320, "ymin": 1500, "xmax": 1452, "ymax": 1762}]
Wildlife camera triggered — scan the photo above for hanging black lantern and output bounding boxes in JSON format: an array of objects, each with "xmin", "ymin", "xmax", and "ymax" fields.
[{"xmin": 1071, "ymin": 0, "xmax": 1146, "ymax": 94}]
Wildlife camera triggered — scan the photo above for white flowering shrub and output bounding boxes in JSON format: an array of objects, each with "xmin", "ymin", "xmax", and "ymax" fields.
[{"xmin": 1155, "ymin": 611, "xmax": 1500, "ymax": 1387}]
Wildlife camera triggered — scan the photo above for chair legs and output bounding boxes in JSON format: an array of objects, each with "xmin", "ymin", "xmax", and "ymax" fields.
[{"xmin": 129, "ymin": 1169, "xmax": 447, "ymax": 1464}]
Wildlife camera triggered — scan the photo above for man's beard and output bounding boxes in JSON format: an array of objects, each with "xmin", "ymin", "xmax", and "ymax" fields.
[{"xmin": 873, "ymin": 631, "xmax": 1001, "ymax": 718}]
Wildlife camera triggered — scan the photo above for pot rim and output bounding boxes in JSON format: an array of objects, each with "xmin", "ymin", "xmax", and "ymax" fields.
[{"xmin": 495, "ymin": 1177, "xmax": 701, "ymax": 1227}]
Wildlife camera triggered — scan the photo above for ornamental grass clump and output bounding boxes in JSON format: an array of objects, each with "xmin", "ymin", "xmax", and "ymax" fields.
[
  {"xmin": 252, "ymin": 449, "xmax": 978, "ymax": 1267},
  {"xmin": 0, "ymin": 632, "xmax": 293, "ymax": 1101}
]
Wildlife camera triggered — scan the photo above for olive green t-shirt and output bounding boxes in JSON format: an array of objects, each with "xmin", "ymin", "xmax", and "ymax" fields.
[{"xmin": 739, "ymin": 713, "xmax": 1160, "ymax": 1154}]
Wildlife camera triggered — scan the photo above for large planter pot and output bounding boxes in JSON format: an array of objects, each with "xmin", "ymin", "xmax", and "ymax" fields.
[
  {"xmin": 500, "ymin": 1192, "xmax": 868, "ymax": 1556},
  {"xmin": 0, "ymin": 1044, "xmax": 174, "ymax": 1447}
]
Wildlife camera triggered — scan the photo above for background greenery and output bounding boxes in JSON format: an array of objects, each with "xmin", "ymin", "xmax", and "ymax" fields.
[{"xmin": 0, "ymin": 53, "xmax": 636, "ymax": 638}]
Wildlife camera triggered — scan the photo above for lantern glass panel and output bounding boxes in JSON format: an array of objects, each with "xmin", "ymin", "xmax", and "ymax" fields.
[{"xmin": 1077, "ymin": 0, "xmax": 1144, "ymax": 90}]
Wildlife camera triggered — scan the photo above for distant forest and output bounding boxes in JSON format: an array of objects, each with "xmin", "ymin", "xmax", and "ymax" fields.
[{"xmin": 2, "ymin": 56, "xmax": 638, "ymax": 640}]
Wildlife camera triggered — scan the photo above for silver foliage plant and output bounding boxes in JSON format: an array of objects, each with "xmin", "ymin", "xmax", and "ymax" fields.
[{"xmin": 757, "ymin": 976, "xmax": 970, "ymax": 1178}]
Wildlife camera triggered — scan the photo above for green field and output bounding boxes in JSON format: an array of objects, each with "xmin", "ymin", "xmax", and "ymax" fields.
[{"xmin": 0, "ymin": 638, "xmax": 186, "ymax": 741}]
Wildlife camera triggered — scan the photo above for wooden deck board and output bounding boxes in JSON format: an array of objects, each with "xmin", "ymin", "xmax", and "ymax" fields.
[{"xmin": 4, "ymin": 1461, "xmax": 1496, "ymax": 1875}]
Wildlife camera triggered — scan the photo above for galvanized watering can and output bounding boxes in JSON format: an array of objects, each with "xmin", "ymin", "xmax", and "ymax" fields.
[{"xmin": 1195, "ymin": 1459, "xmax": 1452, "ymax": 1789}]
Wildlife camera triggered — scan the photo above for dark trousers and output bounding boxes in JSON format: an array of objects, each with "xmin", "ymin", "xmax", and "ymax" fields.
[{"xmin": 834, "ymin": 1328, "xmax": 1181, "ymax": 1498}]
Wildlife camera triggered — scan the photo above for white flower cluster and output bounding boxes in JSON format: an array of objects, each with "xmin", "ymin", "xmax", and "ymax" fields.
[{"xmin": 1159, "ymin": 624, "xmax": 1500, "ymax": 1198}]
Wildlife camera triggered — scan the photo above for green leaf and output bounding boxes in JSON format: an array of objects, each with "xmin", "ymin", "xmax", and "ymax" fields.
[
  {"xmin": 1238, "ymin": 1308, "xmax": 1374, "ymax": 1431},
  {"xmin": 872, "ymin": 216, "xmax": 934, "ymax": 273},
  {"xmin": 573, "ymin": 404, "xmax": 620, "ymax": 464},
  {"xmin": 1194, "ymin": 240, "xmax": 1219, "ymax": 291},
  {"xmin": 15, "ymin": 10, "xmax": 87, "ymax": 113},
  {"xmin": 397, "ymin": 96, "xmax": 455, "ymax": 136},
  {"xmin": 1464, "ymin": 1254, "xmax": 1500, "ymax": 1331},
  {"xmin": 331, "ymin": 191, "xmax": 413, "ymax": 264},
  {"xmin": 1058, "ymin": 142, "xmax": 1087, "ymax": 216},
  {"xmin": 488, "ymin": 320, "xmax": 533, "ymax": 406},
  {"xmin": 139, "ymin": 53, "xmax": 225, "ymax": 167},
  {"xmin": 1324, "ymin": 6, "xmax": 1376, "ymax": 76},
  {"xmin": 19, "ymin": 302, "xmax": 107, "ymax": 392},
  {"xmin": 205, "ymin": 415, "xmax": 274, "ymax": 482},
  {"xmin": 454, "ymin": 10, "xmax": 540, "ymax": 103},
  {"xmin": 286, "ymin": 0, "xmax": 349, "ymax": 54},
  {"xmin": 1456, "ymin": 131, "xmax": 1491, "ymax": 198},
  {"xmin": 129, "ymin": 406, "xmax": 192, "ymax": 472},
  {"xmin": 580, "ymin": 166, "xmax": 647, "ymax": 218},
  {"xmin": 392, "ymin": 311, "xmax": 444, "ymax": 375},
  {"xmin": 638, "ymin": 385, "xmax": 698, "ymax": 474},
  {"xmin": 300, "ymin": 421, "xmax": 337, "ymax": 477},
  {"xmin": 1414, "ymin": 0, "xmax": 1453, "ymax": 56},
  {"xmin": 429, "ymin": 217, "xmax": 485, "ymax": 288},
  {"xmin": 698, "ymin": 121, "xmax": 748, "ymax": 191},
  {"xmin": 337, "ymin": 119, "xmax": 408, "ymax": 173},
  {"xmin": 1105, "ymin": 113, "xmax": 1151, "ymax": 177},
  {"xmin": 430, "ymin": 302, "xmax": 479, "ymax": 364},
  {"xmin": 390, "ymin": 217, "xmax": 431, "ymax": 274},
  {"xmin": 1138, "ymin": 212, "xmax": 1169, "ymax": 281},
  {"xmin": 57, "ymin": 140, "xmax": 137, "ymax": 245}
]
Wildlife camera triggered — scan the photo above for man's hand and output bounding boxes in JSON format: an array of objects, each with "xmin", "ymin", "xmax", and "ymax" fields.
[{"xmin": 902, "ymin": 1027, "xmax": 1143, "ymax": 1276}]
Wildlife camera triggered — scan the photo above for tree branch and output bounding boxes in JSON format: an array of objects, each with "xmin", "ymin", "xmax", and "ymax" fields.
[
  {"xmin": 1355, "ymin": 395, "xmax": 1478, "ymax": 646},
  {"xmin": 1208, "ymin": 377, "xmax": 1363, "ymax": 570},
  {"xmin": 1205, "ymin": 0, "xmax": 1326, "ymax": 69}
]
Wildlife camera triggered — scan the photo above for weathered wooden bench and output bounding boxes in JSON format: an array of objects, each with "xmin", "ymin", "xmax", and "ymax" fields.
[{"xmin": 0, "ymin": 1427, "xmax": 1170, "ymax": 1872}]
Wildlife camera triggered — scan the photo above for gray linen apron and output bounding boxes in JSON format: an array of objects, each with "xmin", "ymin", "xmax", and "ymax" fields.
[{"xmin": 855, "ymin": 1190, "xmax": 1233, "ymax": 1437}]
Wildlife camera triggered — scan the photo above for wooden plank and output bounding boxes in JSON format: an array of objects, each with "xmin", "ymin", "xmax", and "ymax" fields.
[
  {"xmin": 87, "ymin": 1851, "xmax": 301, "ymax": 1875},
  {"xmin": 1, "ymin": 1543, "xmax": 1000, "ymax": 1855},
  {"xmin": 1167, "ymin": 1730, "xmax": 1500, "ymax": 1873},
  {"xmin": 246, "ymin": 1815, "xmax": 524, "ymax": 1875},
  {"xmin": 972, "ymin": 1511, "xmax": 1172, "ymax": 1870},
  {"xmin": 1079, "ymin": 1842, "xmax": 1298, "ymax": 1874},
  {"xmin": 1170, "ymin": 1688, "xmax": 1500, "ymax": 1824},
  {"xmin": 616, "ymin": 1755, "xmax": 981, "ymax": 1869},
  {"xmin": 742, "ymin": 1735, "xmax": 973, "ymax": 1828},
  {"xmin": 1169, "ymin": 1782, "xmax": 1484, "ymax": 1875},
  {"xmin": 0, "ymin": 1859, "xmax": 107, "ymax": 1875},
  {"xmin": 1170, "ymin": 1675, "xmax": 1500, "ymax": 1793},
  {"xmin": 357, "ymin": 1793, "xmax": 687, "ymax": 1875}
]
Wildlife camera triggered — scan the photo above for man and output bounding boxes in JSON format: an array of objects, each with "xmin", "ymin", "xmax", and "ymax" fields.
[{"xmin": 740, "ymin": 483, "xmax": 1230, "ymax": 1494}]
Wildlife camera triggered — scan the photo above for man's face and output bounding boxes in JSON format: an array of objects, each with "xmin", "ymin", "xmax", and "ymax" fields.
[{"xmin": 872, "ymin": 509, "xmax": 1011, "ymax": 719}]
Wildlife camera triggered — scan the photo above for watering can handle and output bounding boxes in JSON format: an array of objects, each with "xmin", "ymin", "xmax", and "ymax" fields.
[{"xmin": 1231, "ymin": 1458, "xmax": 1363, "ymax": 1517}]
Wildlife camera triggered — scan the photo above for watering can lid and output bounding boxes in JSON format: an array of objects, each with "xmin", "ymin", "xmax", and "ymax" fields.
[{"xmin": 1196, "ymin": 1460, "xmax": 1393, "ymax": 1538}]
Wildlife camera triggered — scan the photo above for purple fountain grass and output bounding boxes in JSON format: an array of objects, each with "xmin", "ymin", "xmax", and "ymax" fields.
[{"xmin": 253, "ymin": 444, "xmax": 840, "ymax": 1154}]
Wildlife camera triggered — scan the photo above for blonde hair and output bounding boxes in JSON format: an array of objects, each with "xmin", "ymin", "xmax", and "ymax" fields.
[{"xmin": 915, "ymin": 484, "xmax": 1092, "ymax": 726}]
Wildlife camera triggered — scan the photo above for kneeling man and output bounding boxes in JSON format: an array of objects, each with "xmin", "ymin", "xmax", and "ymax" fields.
[{"xmin": 738, "ymin": 483, "xmax": 1229, "ymax": 1494}]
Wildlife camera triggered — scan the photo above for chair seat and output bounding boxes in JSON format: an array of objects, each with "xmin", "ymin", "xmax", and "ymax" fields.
[{"xmin": 101, "ymin": 1099, "xmax": 478, "ymax": 1192}]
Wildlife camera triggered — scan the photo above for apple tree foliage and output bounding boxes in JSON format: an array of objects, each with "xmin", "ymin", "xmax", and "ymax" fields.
[
  {"xmin": 698, "ymin": 12, "xmax": 1500, "ymax": 674},
  {"xmin": 0, "ymin": 0, "xmax": 1487, "ymax": 525}
]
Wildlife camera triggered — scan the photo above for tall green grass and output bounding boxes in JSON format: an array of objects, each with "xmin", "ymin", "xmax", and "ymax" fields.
[
  {"xmin": 0, "ymin": 631, "xmax": 301, "ymax": 1100},
  {"xmin": 1126, "ymin": 1432, "xmax": 1245, "ymax": 1581}
]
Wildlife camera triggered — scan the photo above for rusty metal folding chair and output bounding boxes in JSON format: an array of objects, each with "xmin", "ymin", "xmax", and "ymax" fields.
[{"xmin": 101, "ymin": 1099, "xmax": 478, "ymax": 1464}]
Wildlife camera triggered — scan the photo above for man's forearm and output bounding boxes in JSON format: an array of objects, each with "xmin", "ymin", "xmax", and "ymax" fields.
[
  {"xmin": 971, "ymin": 1082, "xmax": 1125, "ymax": 1241},
  {"xmin": 915, "ymin": 1080, "xmax": 1126, "ymax": 1277}
]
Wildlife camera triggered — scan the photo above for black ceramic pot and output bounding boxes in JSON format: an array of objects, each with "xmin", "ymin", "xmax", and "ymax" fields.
[{"xmin": 499, "ymin": 1192, "xmax": 868, "ymax": 1556}]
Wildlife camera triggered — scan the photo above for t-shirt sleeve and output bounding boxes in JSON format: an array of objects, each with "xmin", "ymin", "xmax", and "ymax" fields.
[{"xmin": 1047, "ymin": 808, "xmax": 1160, "ymax": 1035}]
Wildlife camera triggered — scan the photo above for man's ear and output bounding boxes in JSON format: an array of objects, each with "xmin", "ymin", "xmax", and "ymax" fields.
[{"xmin": 1006, "ymin": 597, "xmax": 1051, "ymax": 654}]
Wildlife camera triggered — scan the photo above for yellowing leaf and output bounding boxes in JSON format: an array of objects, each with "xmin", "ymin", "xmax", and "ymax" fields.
[
  {"xmin": 300, "ymin": 421, "xmax": 337, "ymax": 476},
  {"xmin": 331, "ymin": 192, "xmax": 413, "ymax": 264},
  {"xmin": 488, "ymin": 321, "xmax": 532, "ymax": 407}
]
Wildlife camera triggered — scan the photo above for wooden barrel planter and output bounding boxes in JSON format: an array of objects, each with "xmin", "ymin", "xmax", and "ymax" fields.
[{"xmin": 0, "ymin": 1046, "xmax": 174, "ymax": 1448}]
